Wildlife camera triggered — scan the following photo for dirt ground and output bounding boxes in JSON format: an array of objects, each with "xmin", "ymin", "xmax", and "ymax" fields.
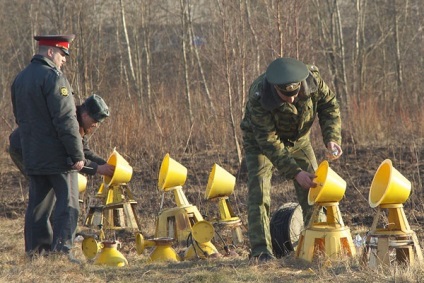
[{"xmin": 1, "ymin": 143, "xmax": 423, "ymax": 252}]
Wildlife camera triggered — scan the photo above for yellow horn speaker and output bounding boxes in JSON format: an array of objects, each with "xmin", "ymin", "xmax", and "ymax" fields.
[
  {"xmin": 158, "ymin": 153, "xmax": 188, "ymax": 191},
  {"xmin": 308, "ymin": 160, "xmax": 346, "ymax": 205},
  {"xmin": 103, "ymin": 150, "xmax": 133, "ymax": 187},
  {"xmin": 205, "ymin": 164, "xmax": 236, "ymax": 200},
  {"xmin": 369, "ymin": 159, "xmax": 411, "ymax": 208},
  {"xmin": 78, "ymin": 173, "xmax": 87, "ymax": 193}
]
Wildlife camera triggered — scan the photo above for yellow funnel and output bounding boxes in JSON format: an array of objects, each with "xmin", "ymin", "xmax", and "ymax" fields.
[
  {"xmin": 369, "ymin": 159, "xmax": 411, "ymax": 208},
  {"xmin": 78, "ymin": 173, "xmax": 87, "ymax": 193},
  {"xmin": 205, "ymin": 164, "xmax": 236, "ymax": 199},
  {"xmin": 103, "ymin": 150, "xmax": 133, "ymax": 186},
  {"xmin": 308, "ymin": 160, "xmax": 346, "ymax": 205},
  {"xmin": 158, "ymin": 153, "xmax": 188, "ymax": 191}
]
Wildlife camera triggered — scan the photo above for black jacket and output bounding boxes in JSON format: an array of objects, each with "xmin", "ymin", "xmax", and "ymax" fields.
[{"xmin": 11, "ymin": 55, "xmax": 84, "ymax": 174}]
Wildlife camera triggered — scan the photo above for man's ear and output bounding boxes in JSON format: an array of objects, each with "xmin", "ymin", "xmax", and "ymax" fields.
[{"xmin": 47, "ymin": 47, "xmax": 55, "ymax": 57}]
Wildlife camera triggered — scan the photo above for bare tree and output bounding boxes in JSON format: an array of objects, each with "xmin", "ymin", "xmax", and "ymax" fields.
[
  {"xmin": 392, "ymin": 0, "xmax": 403, "ymax": 92},
  {"xmin": 216, "ymin": 0, "xmax": 242, "ymax": 164},
  {"xmin": 120, "ymin": 0, "xmax": 136, "ymax": 91},
  {"xmin": 187, "ymin": 3, "xmax": 216, "ymax": 114},
  {"xmin": 180, "ymin": 0, "xmax": 194, "ymax": 126}
]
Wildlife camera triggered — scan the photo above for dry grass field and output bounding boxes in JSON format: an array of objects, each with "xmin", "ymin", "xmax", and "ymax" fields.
[{"xmin": 1, "ymin": 142, "xmax": 424, "ymax": 283}]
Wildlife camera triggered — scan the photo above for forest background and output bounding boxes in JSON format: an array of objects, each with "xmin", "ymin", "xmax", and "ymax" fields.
[{"xmin": 0, "ymin": 0, "xmax": 423, "ymax": 282}]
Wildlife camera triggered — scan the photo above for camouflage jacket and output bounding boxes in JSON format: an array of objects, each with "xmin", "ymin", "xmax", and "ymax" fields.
[{"xmin": 240, "ymin": 65, "xmax": 342, "ymax": 179}]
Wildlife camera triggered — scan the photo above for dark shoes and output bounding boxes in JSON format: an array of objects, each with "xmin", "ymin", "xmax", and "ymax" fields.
[{"xmin": 249, "ymin": 253, "xmax": 275, "ymax": 265}]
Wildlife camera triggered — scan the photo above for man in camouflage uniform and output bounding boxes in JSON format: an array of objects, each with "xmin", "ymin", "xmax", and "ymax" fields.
[
  {"xmin": 240, "ymin": 58, "xmax": 342, "ymax": 262},
  {"xmin": 11, "ymin": 34, "xmax": 85, "ymax": 263}
]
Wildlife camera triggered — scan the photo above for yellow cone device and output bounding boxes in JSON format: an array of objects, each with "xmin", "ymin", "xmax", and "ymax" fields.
[
  {"xmin": 94, "ymin": 241, "xmax": 128, "ymax": 267},
  {"xmin": 82, "ymin": 238, "xmax": 128, "ymax": 267},
  {"xmin": 158, "ymin": 153, "xmax": 188, "ymax": 191},
  {"xmin": 135, "ymin": 233, "xmax": 180, "ymax": 262},
  {"xmin": 308, "ymin": 160, "xmax": 346, "ymax": 205},
  {"xmin": 205, "ymin": 164, "xmax": 236, "ymax": 199},
  {"xmin": 184, "ymin": 221, "xmax": 220, "ymax": 260},
  {"xmin": 78, "ymin": 173, "xmax": 87, "ymax": 193},
  {"xmin": 369, "ymin": 159, "xmax": 411, "ymax": 208},
  {"xmin": 191, "ymin": 220, "xmax": 215, "ymax": 243},
  {"xmin": 103, "ymin": 150, "xmax": 133, "ymax": 187}
]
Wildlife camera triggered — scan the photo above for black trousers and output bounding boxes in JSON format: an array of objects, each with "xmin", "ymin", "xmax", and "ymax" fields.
[{"xmin": 25, "ymin": 172, "xmax": 80, "ymax": 254}]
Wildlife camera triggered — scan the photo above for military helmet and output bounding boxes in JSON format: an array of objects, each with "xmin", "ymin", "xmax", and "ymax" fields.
[
  {"xmin": 83, "ymin": 94, "xmax": 110, "ymax": 122},
  {"xmin": 266, "ymin": 58, "xmax": 309, "ymax": 97}
]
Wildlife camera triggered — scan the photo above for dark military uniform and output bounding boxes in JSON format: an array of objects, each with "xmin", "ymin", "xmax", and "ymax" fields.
[
  {"xmin": 240, "ymin": 61, "xmax": 342, "ymax": 258},
  {"xmin": 8, "ymin": 104, "xmax": 108, "ymax": 254},
  {"xmin": 8, "ymin": 126, "xmax": 106, "ymax": 177},
  {"xmin": 8, "ymin": 129, "xmax": 26, "ymax": 176},
  {"xmin": 11, "ymin": 52, "xmax": 84, "ymax": 255}
]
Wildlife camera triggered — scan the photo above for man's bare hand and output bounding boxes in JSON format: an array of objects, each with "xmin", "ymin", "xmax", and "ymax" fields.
[
  {"xmin": 72, "ymin": 160, "xmax": 84, "ymax": 171},
  {"xmin": 295, "ymin": 170, "xmax": 317, "ymax": 189},
  {"xmin": 326, "ymin": 141, "xmax": 343, "ymax": 160},
  {"xmin": 97, "ymin": 164, "xmax": 115, "ymax": 177}
]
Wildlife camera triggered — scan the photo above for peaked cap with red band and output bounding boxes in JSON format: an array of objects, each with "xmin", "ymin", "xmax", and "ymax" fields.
[{"xmin": 34, "ymin": 34, "xmax": 75, "ymax": 56}]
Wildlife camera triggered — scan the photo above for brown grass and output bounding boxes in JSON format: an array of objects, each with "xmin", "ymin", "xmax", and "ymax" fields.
[
  {"xmin": 1, "ymin": 81, "xmax": 424, "ymax": 282},
  {"xmin": 1, "ymin": 143, "xmax": 424, "ymax": 282}
]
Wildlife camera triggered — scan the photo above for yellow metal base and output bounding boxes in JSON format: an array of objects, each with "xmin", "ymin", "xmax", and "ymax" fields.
[
  {"xmin": 214, "ymin": 218, "xmax": 244, "ymax": 246},
  {"xmin": 149, "ymin": 245, "xmax": 179, "ymax": 262},
  {"xmin": 84, "ymin": 201, "xmax": 140, "ymax": 231},
  {"xmin": 295, "ymin": 202, "xmax": 355, "ymax": 262},
  {"xmin": 206, "ymin": 197, "xmax": 245, "ymax": 246},
  {"xmin": 296, "ymin": 226, "xmax": 356, "ymax": 262},
  {"xmin": 363, "ymin": 204, "xmax": 423, "ymax": 268},
  {"xmin": 184, "ymin": 241, "xmax": 220, "ymax": 260},
  {"xmin": 149, "ymin": 240, "xmax": 180, "ymax": 262},
  {"xmin": 94, "ymin": 241, "xmax": 128, "ymax": 267},
  {"xmin": 85, "ymin": 183, "xmax": 141, "ymax": 233},
  {"xmin": 136, "ymin": 235, "xmax": 180, "ymax": 262},
  {"xmin": 155, "ymin": 205, "xmax": 203, "ymax": 244}
]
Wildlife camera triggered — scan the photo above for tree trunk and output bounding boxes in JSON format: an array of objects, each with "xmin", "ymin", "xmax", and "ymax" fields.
[
  {"xmin": 180, "ymin": 0, "xmax": 194, "ymax": 126},
  {"xmin": 119, "ymin": 0, "xmax": 136, "ymax": 87},
  {"xmin": 217, "ymin": 0, "xmax": 242, "ymax": 164}
]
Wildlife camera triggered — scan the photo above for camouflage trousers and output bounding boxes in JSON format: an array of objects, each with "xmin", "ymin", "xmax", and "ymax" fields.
[{"xmin": 244, "ymin": 139, "xmax": 318, "ymax": 257}]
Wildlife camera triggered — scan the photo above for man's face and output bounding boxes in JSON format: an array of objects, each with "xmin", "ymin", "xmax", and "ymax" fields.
[
  {"xmin": 275, "ymin": 86, "xmax": 298, "ymax": 104},
  {"xmin": 81, "ymin": 111, "xmax": 99, "ymax": 134},
  {"xmin": 49, "ymin": 47, "xmax": 67, "ymax": 70}
]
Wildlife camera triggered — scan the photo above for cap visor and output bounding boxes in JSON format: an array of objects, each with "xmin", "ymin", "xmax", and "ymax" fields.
[{"xmin": 60, "ymin": 48, "xmax": 70, "ymax": 56}]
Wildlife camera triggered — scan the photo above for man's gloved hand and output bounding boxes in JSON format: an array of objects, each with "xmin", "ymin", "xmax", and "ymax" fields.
[
  {"xmin": 326, "ymin": 141, "xmax": 343, "ymax": 160},
  {"xmin": 295, "ymin": 170, "xmax": 317, "ymax": 190}
]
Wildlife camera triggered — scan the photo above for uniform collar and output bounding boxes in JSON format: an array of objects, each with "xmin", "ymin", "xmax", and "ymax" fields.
[{"xmin": 31, "ymin": 54, "xmax": 62, "ymax": 74}]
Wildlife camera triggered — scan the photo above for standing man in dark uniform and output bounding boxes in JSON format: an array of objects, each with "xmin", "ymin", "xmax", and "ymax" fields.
[
  {"xmin": 8, "ymin": 94, "xmax": 114, "ymax": 178},
  {"xmin": 11, "ymin": 34, "xmax": 85, "ymax": 262},
  {"xmin": 240, "ymin": 57, "xmax": 342, "ymax": 263}
]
